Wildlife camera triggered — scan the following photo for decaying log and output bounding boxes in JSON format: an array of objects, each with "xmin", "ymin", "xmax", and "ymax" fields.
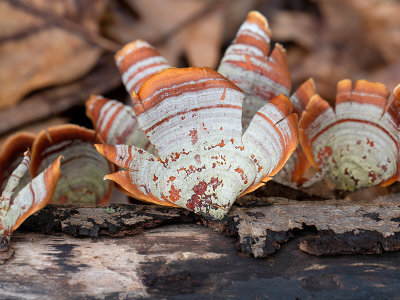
[
  {"xmin": 19, "ymin": 194, "xmax": 400, "ymax": 258},
  {"xmin": 228, "ymin": 195, "xmax": 400, "ymax": 257},
  {"xmin": 21, "ymin": 204, "xmax": 195, "ymax": 237},
  {"xmin": 1, "ymin": 226, "xmax": 400, "ymax": 299}
]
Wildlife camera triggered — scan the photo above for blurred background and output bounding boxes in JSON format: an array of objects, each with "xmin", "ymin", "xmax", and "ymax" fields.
[{"xmin": 0, "ymin": 0, "xmax": 399, "ymax": 143}]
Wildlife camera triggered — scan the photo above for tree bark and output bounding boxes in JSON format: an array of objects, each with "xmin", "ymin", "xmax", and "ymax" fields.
[{"xmin": 19, "ymin": 193, "xmax": 400, "ymax": 257}]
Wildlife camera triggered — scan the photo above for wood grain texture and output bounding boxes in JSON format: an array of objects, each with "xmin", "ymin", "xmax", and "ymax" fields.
[
  {"xmin": 2, "ymin": 217, "xmax": 399, "ymax": 298},
  {"xmin": 19, "ymin": 192, "xmax": 400, "ymax": 258}
]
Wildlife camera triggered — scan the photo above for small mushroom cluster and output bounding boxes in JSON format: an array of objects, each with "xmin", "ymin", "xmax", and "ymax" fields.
[
  {"xmin": 0, "ymin": 125, "xmax": 114, "ymax": 250},
  {"xmin": 88, "ymin": 11, "xmax": 400, "ymax": 218},
  {"xmin": 300, "ymin": 80, "xmax": 400, "ymax": 191},
  {"xmin": 89, "ymin": 11, "xmax": 302, "ymax": 219}
]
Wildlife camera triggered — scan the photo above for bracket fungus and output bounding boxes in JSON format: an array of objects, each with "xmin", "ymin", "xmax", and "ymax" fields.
[
  {"xmin": 86, "ymin": 40, "xmax": 170, "ymax": 153},
  {"xmin": 116, "ymin": 39, "xmax": 170, "ymax": 97},
  {"xmin": 86, "ymin": 95, "xmax": 151, "ymax": 150},
  {"xmin": 30, "ymin": 124, "xmax": 114, "ymax": 205},
  {"xmin": 88, "ymin": 13, "xmax": 311, "ymax": 186},
  {"xmin": 299, "ymin": 80, "xmax": 400, "ymax": 191},
  {"xmin": 217, "ymin": 11, "xmax": 315, "ymax": 184},
  {"xmin": 217, "ymin": 11, "xmax": 291, "ymax": 129},
  {"xmin": 0, "ymin": 132, "xmax": 35, "ymax": 193},
  {"xmin": 96, "ymin": 67, "xmax": 298, "ymax": 219},
  {"xmin": 0, "ymin": 150, "xmax": 61, "ymax": 251},
  {"xmin": 280, "ymin": 79, "xmax": 316, "ymax": 184}
]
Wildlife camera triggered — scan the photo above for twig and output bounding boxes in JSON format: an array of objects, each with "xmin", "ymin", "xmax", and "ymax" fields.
[{"xmin": 4, "ymin": 0, "xmax": 121, "ymax": 52}]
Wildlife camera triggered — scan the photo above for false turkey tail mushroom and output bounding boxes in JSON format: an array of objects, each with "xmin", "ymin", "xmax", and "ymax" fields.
[
  {"xmin": 241, "ymin": 94, "xmax": 299, "ymax": 194},
  {"xmin": 299, "ymin": 80, "xmax": 400, "ymax": 191},
  {"xmin": 86, "ymin": 40, "xmax": 170, "ymax": 152},
  {"xmin": 0, "ymin": 150, "xmax": 61, "ymax": 251},
  {"xmin": 86, "ymin": 95, "xmax": 151, "ymax": 150},
  {"xmin": 95, "ymin": 144, "xmax": 178, "ymax": 207},
  {"xmin": 284, "ymin": 78, "xmax": 316, "ymax": 184},
  {"xmin": 0, "ymin": 132, "xmax": 35, "ymax": 192},
  {"xmin": 218, "ymin": 11, "xmax": 314, "ymax": 185},
  {"xmin": 115, "ymin": 39, "xmax": 170, "ymax": 96},
  {"xmin": 96, "ymin": 67, "xmax": 298, "ymax": 219},
  {"xmin": 30, "ymin": 124, "xmax": 114, "ymax": 205},
  {"xmin": 218, "ymin": 11, "xmax": 291, "ymax": 129}
]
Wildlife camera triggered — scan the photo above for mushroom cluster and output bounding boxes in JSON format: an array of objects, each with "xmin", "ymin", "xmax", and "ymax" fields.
[
  {"xmin": 1, "ymin": 10, "xmax": 399, "ymax": 251},
  {"xmin": 300, "ymin": 80, "xmax": 400, "ymax": 191},
  {"xmin": 87, "ymin": 10, "xmax": 400, "ymax": 219}
]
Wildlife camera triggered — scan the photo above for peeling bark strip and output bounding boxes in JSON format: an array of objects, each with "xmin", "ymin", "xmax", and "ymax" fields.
[
  {"xmin": 21, "ymin": 204, "xmax": 194, "ymax": 237},
  {"xmin": 227, "ymin": 196, "xmax": 400, "ymax": 257},
  {"xmin": 30, "ymin": 125, "xmax": 114, "ymax": 205},
  {"xmin": 97, "ymin": 66, "xmax": 298, "ymax": 219},
  {"xmin": 299, "ymin": 80, "xmax": 400, "ymax": 191}
]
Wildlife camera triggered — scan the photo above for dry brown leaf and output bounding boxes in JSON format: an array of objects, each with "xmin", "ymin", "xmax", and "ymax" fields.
[
  {"xmin": 349, "ymin": 0, "xmax": 400, "ymax": 63},
  {"xmin": 271, "ymin": 11, "xmax": 317, "ymax": 50},
  {"xmin": 174, "ymin": 4, "xmax": 224, "ymax": 67},
  {"xmin": 0, "ymin": 53, "xmax": 121, "ymax": 137},
  {"xmin": 132, "ymin": 0, "xmax": 224, "ymax": 67},
  {"xmin": 221, "ymin": 0, "xmax": 261, "ymax": 41},
  {"xmin": 104, "ymin": 0, "xmax": 225, "ymax": 67},
  {"xmin": 270, "ymin": 0, "xmax": 400, "ymax": 101},
  {"xmin": 0, "ymin": 0, "xmax": 107, "ymax": 109}
]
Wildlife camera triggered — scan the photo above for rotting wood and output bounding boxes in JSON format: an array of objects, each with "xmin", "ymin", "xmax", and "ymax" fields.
[
  {"xmin": 20, "ymin": 203, "xmax": 195, "ymax": 237},
  {"xmin": 227, "ymin": 195, "xmax": 400, "ymax": 257},
  {"xmin": 18, "ymin": 193, "xmax": 400, "ymax": 257},
  {"xmin": 1, "ymin": 226, "xmax": 400, "ymax": 299}
]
